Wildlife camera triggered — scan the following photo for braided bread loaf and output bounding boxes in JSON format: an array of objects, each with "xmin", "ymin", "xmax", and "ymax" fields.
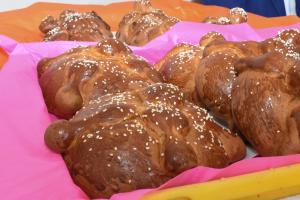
[
  {"xmin": 116, "ymin": 0, "xmax": 180, "ymax": 46},
  {"xmin": 202, "ymin": 7, "xmax": 247, "ymax": 25},
  {"xmin": 154, "ymin": 43, "xmax": 206, "ymax": 108},
  {"xmin": 153, "ymin": 32, "xmax": 226, "ymax": 109},
  {"xmin": 37, "ymin": 38, "xmax": 163, "ymax": 119},
  {"xmin": 232, "ymin": 51, "xmax": 300, "ymax": 156},
  {"xmin": 195, "ymin": 29, "xmax": 300, "ymax": 133},
  {"xmin": 153, "ymin": 28, "xmax": 300, "ymax": 156},
  {"xmin": 194, "ymin": 29, "xmax": 300, "ymax": 156},
  {"xmin": 39, "ymin": 10, "xmax": 113, "ymax": 41},
  {"xmin": 44, "ymin": 82, "xmax": 246, "ymax": 199}
]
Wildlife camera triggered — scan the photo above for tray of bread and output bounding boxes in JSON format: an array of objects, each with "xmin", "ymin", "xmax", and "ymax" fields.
[{"xmin": 1, "ymin": 0, "xmax": 300, "ymax": 199}]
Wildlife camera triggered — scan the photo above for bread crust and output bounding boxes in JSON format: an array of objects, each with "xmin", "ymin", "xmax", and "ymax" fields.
[
  {"xmin": 39, "ymin": 10, "xmax": 113, "ymax": 41},
  {"xmin": 201, "ymin": 7, "xmax": 247, "ymax": 25},
  {"xmin": 116, "ymin": 0, "xmax": 180, "ymax": 46},
  {"xmin": 44, "ymin": 83, "xmax": 246, "ymax": 199},
  {"xmin": 194, "ymin": 29, "xmax": 300, "ymax": 156},
  {"xmin": 38, "ymin": 38, "xmax": 164, "ymax": 119}
]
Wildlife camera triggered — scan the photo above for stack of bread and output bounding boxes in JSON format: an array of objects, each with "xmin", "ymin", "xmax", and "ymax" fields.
[
  {"xmin": 35, "ymin": 0, "xmax": 300, "ymax": 199},
  {"xmin": 154, "ymin": 32, "xmax": 226, "ymax": 109},
  {"xmin": 155, "ymin": 28, "xmax": 300, "ymax": 157},
  {"xmin": 39, "ymin": 0, "xmax": 180, "ymax": 46},
  {"xmin": 39, "ymin": 38, "xmax": 246, "ymax": 198}
]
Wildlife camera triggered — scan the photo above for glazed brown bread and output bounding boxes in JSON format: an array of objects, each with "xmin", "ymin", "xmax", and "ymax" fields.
[
  {"xmin": 195, "ymin": 29, "xmax": 300, "ymax": 133},
  {"xmin": 44, "ymin": 83, "xmax": 246, "ymax": 199},
  {"xmin": 116, "ymin": 0, "xmax": 180, "ymax": 46},
  {"xmin": 199, "ymin": 31, "xmax": 226, "ymax": 47},
  {"xmin": 201, "ymin": 16, "xmax": 218, "ymax": 24},
  {"xmin": 202, "ymin": 7, "xmax": 247, "ymax": 25},
  {"xmin": 153, "ymin": 32, "xmax": 225, "ymax": 109},
  {"xmin": 154, "ymin": 43, "xmax": 205, "ymax": 108},
  {"xmin": 232, "ymin": 51, "xmax": 300, "ymax": 156},
  {"xmin": 275, "ymin": 29, "xmax": 300, "ymax": 46},
  {"xmin": 39, "ymin": 10, "xmax": 113, "ymax": 41},
  {"xmin": 194, "ymin": 29, "xmax": 300, "ymax": 156},
  {"xmin": 37, "ymin": 38, "xmax": 164, "ymax": 119},
  {"xmin": 196, "ymin": 49, "xmax": 242, "ymax": 132},
  {"xmin": 196, "ymin": 39, "xmax": 261, "ymax": 132}
]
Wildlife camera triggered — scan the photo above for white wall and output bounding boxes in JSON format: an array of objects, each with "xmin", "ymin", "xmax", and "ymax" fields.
[{"xmin": 0, "ymin": 0, "xmax": 192, "ymax": 13}]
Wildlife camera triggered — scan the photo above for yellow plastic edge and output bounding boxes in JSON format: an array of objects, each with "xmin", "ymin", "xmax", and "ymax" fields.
[
  {"xmin": 236, "ymin": 184, "xmax": 300, "ymax": 200},
  {"xmin": 139, "ymin": 164, "xmax": 300, "ymax": 200}
]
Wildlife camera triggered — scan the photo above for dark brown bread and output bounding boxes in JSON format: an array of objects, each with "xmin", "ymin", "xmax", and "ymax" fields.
[
  {"xmin": 195, "ymin": 49, "xmax": 241, "ymax": 131},
  {"xmin": 232, "ymin": 51, "xmax": 300, "ymax": 156},
  {"xmin": 275, "ymin": 29, "xmax": 300, "ymax": 46},
  {"xmin": 199, "ymin": 31, "xmax": 226, "ymax": 47},
  {"xmin": 196, "ymin": 39, "xmax": 262, "ymax": 133},
  {"xmin": 116, "ymin": 0, "xmax": 180, "ymax": 46},
  {"xmin": 203, "ymin": 39, "xmax": 261, "ymax": 58},
  {"xmin": 201, "ymin": 7, "xmax": 247, "ymax": 25},
  {"xmin": 39, "ymin": 10, "xmax": 113, "ymax": 41},
  {"xmin": 201, "ymin": 16, "xmax": 218, "ymax": 24},
  {"xmin": 37, "ymin": 38, "xmax": 164, "ymax": 119},
  {"xmin": 226, "ymin": 7, "xmax": 248, "ymax": 24},
  {"xmin": 153, "ymin": 32, "xmax": 227, "ymax": 109},
  {"xmin": 154, "ymin": 43, "xmax": 206, "ymax": 108},
  {"xmin": 194, "ymin": 29, "xmax": 300, "ymax": 156},
  {"xmin": 44, "ymin": 83, "xmax": 246, "ymax": 199},
  {"xmin": 217, "ymin": 17, "xmax": 231, "ymax": 25},
  {"xmin": 195, "ymin": 30, "xmax": 300, "ymax": 133}
]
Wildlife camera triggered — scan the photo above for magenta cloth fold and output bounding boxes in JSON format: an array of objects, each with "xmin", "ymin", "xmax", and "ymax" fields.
[{"xmin": 1, "ymin": 21, "xmax": 300, "ymax": 200}]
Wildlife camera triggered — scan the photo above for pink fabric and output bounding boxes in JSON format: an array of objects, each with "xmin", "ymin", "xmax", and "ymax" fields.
[{"xmin": 1, "ymin": 21, "xmax": 300, "ymax": 200}]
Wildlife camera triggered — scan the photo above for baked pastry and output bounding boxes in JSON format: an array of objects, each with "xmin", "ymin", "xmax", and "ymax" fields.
[
  {"xmin": 116, "ymin": 0, "xmax": 180, "ymax": 46},
  {"xmin": 275, "ymin": 29, "xmax": 300, "ymax": 46},
  {"xmin": 197, "ymin": 39, "xmax": 261, "ymax": 131},
  {"xmin": 217, "ymin": 17, "xmax": 231, "ymax": 25},
  {"xmin": 37, "ymin": 38, "xmax": 164, "ymax": 119},
  {"xmin": 196, "ymin": 48, "xmax": 245, "ymax": 132},
  {"xmin": 201, "ymin": 16, "xmax": 218, "ymax": 24},
  {"xmin": 153, "ymin": 32, "xmax": 226, "ymax": 109},
  {"xmin": 199, "ymin": 31, "xmax": 226, "ymax": 47},
  {"xmin": 226, "ymin": 7, "xmax": 248, "ymax": 24},
  {"xmin": 202, "ymin": 7, "xmax": 247, "ymax": 25},
  {"xmin": 232, "ymin": 51, "xmax": 300, "ymax": 156},
  {"xmin": 195, "ymin": 29, "xmax": 300, "ymax": 132},
  {"xmin": 194, "ymin": 29, "xmax": 300, "ymax": 156},
  {"xmin": 154, "ymin": 43, "xmax": 205, "ymax": 108},
  {"xmin": 39, "ymin": 10, "xmax": 113, "ymax": 41},
  {"xmin": 44, "ymin": 82, "xmax": 246, "ymax": 199}
]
